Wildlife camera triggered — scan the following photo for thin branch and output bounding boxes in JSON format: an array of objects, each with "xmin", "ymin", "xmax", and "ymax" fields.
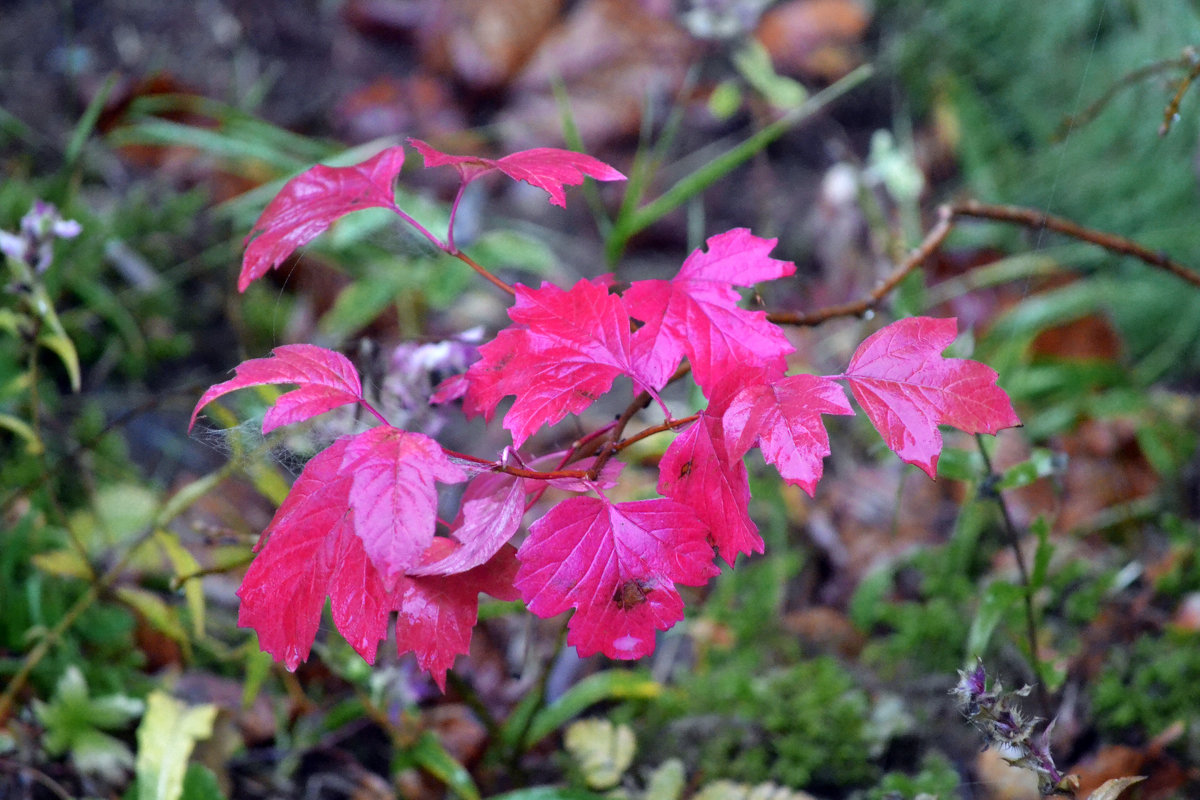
[
  {"xmin": 769, "ymin": 204, "xmax": 957, "ymax": 326},
  {"xmin": 453, "ymin": 249, "xmax": 516, "ymax": 297},
  {"xmin": 950, "ymin": 200, "xmax": 1200, "ymax": 289},
  {"xmin": 975, "ymin": 434, "xmax": 1052, "ymax": 719},
  {"xmin": 771, "ymin": 199, "xmax": 1200, "ymax": 330},
  {"xmin": 1161, "ymin": 46, "xmax": 1200, "ymax": 136},
  {"xmin": 1051, "ymin": 50, "xmax": 1196, "ymax": 140}
]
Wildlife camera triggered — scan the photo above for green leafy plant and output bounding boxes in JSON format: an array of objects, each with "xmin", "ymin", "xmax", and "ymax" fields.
[
  {"xmin": 33, "ymin": 666, "xmax": 144, "ymax": 783},
  {"xmin": 646, "ymin": 656, "xmax": 876, "ymax": 790}
]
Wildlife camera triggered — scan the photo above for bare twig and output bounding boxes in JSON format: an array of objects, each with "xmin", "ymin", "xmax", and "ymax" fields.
[
  {"xmin": 769, "ymin": 204, "xmax": 957, "ymax": 327},
  {"xmin": 771, "ymin": 199, "xmax": 1200, "ymax": 333},
  {"xmin": 1052, "ymin": 49, "xmax": 1197, "ymax": 140},
  {"xmin": 1161, "ymin": 46, "xmax": 1200, "ymax": 136},
  {"xmin": 950, "ymin": 200, "xmax": 1200, "ymax": 289}
]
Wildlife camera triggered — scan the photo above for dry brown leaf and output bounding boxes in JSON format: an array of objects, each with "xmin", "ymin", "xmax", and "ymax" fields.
[
  {"xmin": 781, "ymin": 606, "xmax": 866, "ymax": 658},
  {"xmin": 974, "ymin": 747, "xmax": 1041, "ymax": 800},
  {"xmin": 425, "ymin": 704, "xmax": 488, "ymax": 766},
  {"xmin": 1070, "ymin": 724, "xmax": 1188, "ymax": 800},
  {"xmin": 1029, "ymin": 313, "xmax": 1123, "ymax": 362},
  {"xmin": 438, "ymin": 0, "xmax": 565, "ymax": 89},
  {"xmin": 1087, "ymin": 775, "xmax": 1146, "ymax": 800},
  {"xmin": 335, "ymin": 75, "xmax": 465, "ymax": 143},
  {"xmin": 755, "ymin": 0, "xmax": 870, "ymax": 82},
  {"xmin": 499, "ymin": 0, "xmax": 696, "ymax": 148}
]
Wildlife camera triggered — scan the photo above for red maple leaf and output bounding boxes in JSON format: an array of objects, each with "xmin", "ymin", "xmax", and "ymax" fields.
[
  {"xmin": 722, "ymin": 374, "xmax": 854, "ymax": 495},
  {"xmin": 408, "ymin": 139, "xmax": 625, "ymax": 208},
  {"xmin": 239, "ymin": 146, "xmax": 407, "ymax": 291},
  {"xmin": 236, "ymin": 435, "xmax": 381, "ymax": 670},
  {"xmin": 516, "ymin": 496, "xmax": 717, "ymax": 659},
  {"xmin": 343, "ymin": 426, "xmax": 469, "ymax": 586},
  {"xmin": 657, "ymin": 411, "xmax": 762, "ymax": 565},
  {"xmin": 834, "ymin": 317, "xmax": 1021, "ymax": 477},
  {"xmin": 464, "ymin": 278, "xmax": 659, "ymax": 446},
  {"xmin": 395, "ymin": 542, "xmax": 521, "ymax": 690},
  {"xmin": 189, "ymin": 344, "xmax": 365, "ymax": 434},
  {"xmin": 407, "ymin": 471, "xmax": 526, "ymax": 577},
  {"xmin": 623, "ymin": 229, "xmax": 796, "ymax": 394},
  {"xmin": 236, "ymin": 434, "xmax": 512, "ymax": 688}
]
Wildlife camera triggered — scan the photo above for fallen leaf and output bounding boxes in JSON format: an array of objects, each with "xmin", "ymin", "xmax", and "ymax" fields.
[
  {"xmin": 499, "ymin": 0, "xmax": 696, "ymax": 148},
  {"xmin": 755, "ymin": 0, "xmax": 870, "ymax": 82},
  {"xmin": 1087, "ymin": 776, "xmax": 1146, "ymax": 800}
]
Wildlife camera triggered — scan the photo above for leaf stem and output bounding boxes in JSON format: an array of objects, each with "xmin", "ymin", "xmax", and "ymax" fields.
[
  {"xmin": 389, "ymin": 203, "xmax": 449, "ymax": 252},
  {"xmin": 441, "ymin": 448, "xmax": 592, "ymax": 481},
  {"xmin": 446, "ymin": 184, "xmax": 468, "ymax": 253},
  {"xmin": 452, "ymin": 250, "xmax": 516, "ymax": 297},
  {"xmin": 975, "ymin": 433, "xmax": 1052, "ymax": 719}
]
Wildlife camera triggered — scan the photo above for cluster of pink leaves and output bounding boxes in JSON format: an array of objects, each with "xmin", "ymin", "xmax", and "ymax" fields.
[{"xmin": 192, "ymin": 140, "xmax": 1020, "ymax": 689}]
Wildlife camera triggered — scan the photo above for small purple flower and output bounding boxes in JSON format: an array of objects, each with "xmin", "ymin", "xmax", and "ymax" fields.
[
  {"xmin": 379, "ymin": 328, "xmax": 482, "ymax": 435},
  {"xmin": 1, "ymin": 200, "xmax": 81, "ymax": 275},
  {"xmin": 952, "ymin": 660, "xmax": 1072, "ymax": 796}
]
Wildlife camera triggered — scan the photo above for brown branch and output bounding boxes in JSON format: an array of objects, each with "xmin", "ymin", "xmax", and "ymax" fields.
[
  {"xmin": 950, "ymin": 200, "xmax": 1200, "ymax": 289},
  {"xmin": 1161, "ymin": 46, "xmax": 1200, "ymax": 136},
  {"xmin": 1051, "ymin": 50, "xmax": 1196, "ymax": 140},
  {"xmin": 769, "ymin": 204, "xmax": 957, "ymax": 327},
  {"xmin": 454, "ymin": 249, "xmax": 516, "ymax": 297},
  {"xmin": 772, "ymin": 199, "xmax": 1200, "ymax": 331}
]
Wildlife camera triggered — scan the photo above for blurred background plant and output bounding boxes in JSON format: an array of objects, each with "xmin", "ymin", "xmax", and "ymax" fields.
[{"xmin": 2, "ymin": 0, "xmax": 1200, "ymax": 798}]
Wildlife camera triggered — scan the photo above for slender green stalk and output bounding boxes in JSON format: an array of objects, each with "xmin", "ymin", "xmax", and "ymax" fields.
[
  {"xmin": 606, "ymin": 64, "xmax": 874, "ymax": 263},
  {"xmin": 975, "ymin": 434, "xmax": 1051, "ymax": 718}
]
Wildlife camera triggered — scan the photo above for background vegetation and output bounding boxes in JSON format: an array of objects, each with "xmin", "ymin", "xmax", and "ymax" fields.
[{"xmin": 2, "ymin": 1, "xmax": 1199, "ymax": 798}]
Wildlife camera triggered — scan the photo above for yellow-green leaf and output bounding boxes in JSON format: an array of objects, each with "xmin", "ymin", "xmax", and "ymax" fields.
[
  {"xmin": 32, "ymin": 548, "xmax": 92, "ymax": 579},
  {"xmin": 0, "ymin": 412, "xmax": 43, "ymax": 454},
  {"xmin": 564, "ymin": 719, "xmax": 636, "ymax": 790},
  {"xmin": 116, "ymin": 586, "xmax": 190, "ymax": 654},
  {"xmin": 135, "ymin": 691, "xmax": 218, "ymax": 800},
  {"xmin": 155, "ymin": 530, "xmax": 206, "ymax": 638}
]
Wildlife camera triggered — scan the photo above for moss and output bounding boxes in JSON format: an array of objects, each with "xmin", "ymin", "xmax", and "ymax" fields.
[
  {"xmin": 1092, "ymin": 630, "xmax": 1200, "ymax": 739},
  {"xmin": 645, "ymin": 656, "xmax": 877, "ymax": 791},
  {"xmin": 861, "ymin": 750, "xmax": 961, "ymax": 800}
]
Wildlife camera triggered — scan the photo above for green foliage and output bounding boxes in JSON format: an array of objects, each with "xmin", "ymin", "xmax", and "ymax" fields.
[
  {"xmin": 880, "ymin": 0, "xmax": 1200, "ymax": 378},
  {"xmin": 646, "ymin": 656, "xmax": 877, "ymax": 790},
  {"xmin": 860, "ymin": 751, "xmax": 961, "ymax": 800},
  {"xmin": 850, "ymin": 507, "xmax": 986, "ymax": 677},
  {"xmin": 1092, "ymin": 630, "xmax": 1200, "ymax": 739},
  {"xmin": 33, "ymin": 665, "xmax": 145, "ymax": 782}
]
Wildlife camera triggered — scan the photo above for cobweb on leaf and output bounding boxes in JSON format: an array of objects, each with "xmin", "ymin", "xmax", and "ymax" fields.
[{"xmin": 189, "ymin": 403, "xmax": 368, "ymax": 478}]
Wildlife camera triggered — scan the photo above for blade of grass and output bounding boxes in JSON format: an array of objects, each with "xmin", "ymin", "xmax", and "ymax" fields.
[{"xmin": 606, "ymin": 63, "xmax": 873, "ymax": 263}]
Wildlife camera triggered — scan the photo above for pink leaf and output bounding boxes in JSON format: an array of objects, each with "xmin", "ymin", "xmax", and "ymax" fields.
[
  {"xmin": 658, "ymin": 411, "xmax": 762, "ymax": 565},
  {"xmin": 240, "ymin": 147, "xmax": 407, "ymax": 291},
  {"xmin": 623, "ymin": 229, "xmax": 796, "ymax": 394},
  {"xmin": 342, "ymin": 426, "xmax": 469, "ymax": 586},
  {"xmin": 430, "ymin": 373, "xmax": 470, "ymax": 404},
  {"xmin": 723, "ymin": 374, "xmax": 854, "ymax": 495},
  {"xmin": 190, "ymin": 344, "xmax": 364, "ymax": 434},
  {"xmin": 236, "ymin": 436, "xmax": 389, "ymax": 669},
  {"xmin": 394, "ymin": 544, "xmax": 520, "ymax": 691},
  {"xmin": 409, "ymin": 139, "xmax": 625, "ymax": 208},
  {"xmin": 236, "ymin": 435, "xmax": 510, "ymax": 687},
  {"xmin": 407, "ymin": 471, "xmax": 526, "ymax": 577},
  {"xmin": 516, "ymin": 496, "xmax": 717, "ymax": 659},
  {"xmin": 463, "ymin": 278, "xmax": 658, "ymax": 447},
  {"xmin": 836, "ymin": 317, "xmax": 1021, "ymax": 477}
]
